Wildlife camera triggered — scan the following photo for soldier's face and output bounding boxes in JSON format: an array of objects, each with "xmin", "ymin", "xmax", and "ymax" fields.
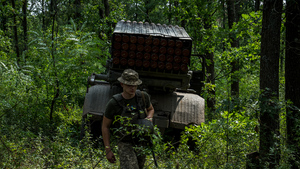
[{"xmin": 122, "ymin": 84, "xmax": 137, "ymax": 95}]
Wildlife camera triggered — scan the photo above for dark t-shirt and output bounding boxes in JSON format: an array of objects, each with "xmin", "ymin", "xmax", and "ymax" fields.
[{"xmin": 104, "ymin": 91, "xmax": 151, "ymax": 120}]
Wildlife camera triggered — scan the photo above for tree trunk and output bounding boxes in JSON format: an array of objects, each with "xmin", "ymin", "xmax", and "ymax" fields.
[
  {"xmin": 259, "ymin": 0, "xmax": 282, "ymax": 167},
  {"xmin": 49, "ymin": 0, "xmax": 59, "ymax": 123},
  {"xmin": 181, "ymin": 19, "xmax": 186, "ymax": 28},
  {"xmin": 222, "ymin": 0, "xmax": 226, "ymax": 51},
  {"xmin": 135, "ymin": 2, "xmax": 138, "ymax": 21},
  {"xmin": 169, "ymin": 0, "xmax": 171, "ymax": 24},
  {"xmin": 227, "ymin": 0, "xmax": 240, "ymax": 98},
  {"xmin": 42, "ymin": 0, "xmax": 45, "ymax": 31},
  {"xmin": 174, "ymin": 0, "xmax": 179, "ymax": 23},
  {"xmin": 255, "ymin": 0, "xmax": 260, "ymax": 11},
  {"xmin": 203, "ymin": 0, "xmax": 216, "ymax": 120},
  {"xmin": 285, "ymin": 0, "xmax": 300, "ymax": 168},
  {"xmin": 99, "ymin": 1, "xmax": 104, "ymax": 19},
  {"xmin": 74, "ymin": 0, "xmax": 81, "ymax": 22},
  {"xmin": 11, "ymin": 0, "xmax": 20, "ymax": 65},
  {"xmin": 146, "ymin": 0, "xmax": 149, "ymax": 19},
  {"xmin": 145, "ymin": 0, "xmax": 150, "ymax": 22},
  {"xmin": 205, "ymin": 51, "xmax": 215, "ymax": 118},
  {"xmin": 22, "ymin": 0, "xmax": 28, "ymax": 56},
  {"xmin": 103, "ymin": 0, "xmax": 109, "ymax": 17}
]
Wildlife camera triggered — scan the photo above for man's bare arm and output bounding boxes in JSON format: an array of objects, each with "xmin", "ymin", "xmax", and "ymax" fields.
[
  {"xmin": 102, "ymin": 116, "xmax": 116, "ymax": 163},
  {"xmin": 146, "ymin": 104, "xmax": 154, "ymax": 121}
]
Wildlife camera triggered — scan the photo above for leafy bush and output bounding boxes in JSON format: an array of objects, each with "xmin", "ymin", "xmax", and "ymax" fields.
[{"xmin": 149, "ymin": 109, "xmax": 258, "ymax": 168}]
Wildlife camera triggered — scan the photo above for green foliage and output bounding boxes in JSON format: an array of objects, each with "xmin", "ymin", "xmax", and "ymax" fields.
[
  {"xmin": 1, "ymin": 0, "xmax": 299, "ymax": 168},
  {"xmin": 0, "ymin": 107, "xmax": 110, "ymax": 169},
  {"xmin": 112, "ymin": 115, "xmax": 158, "ymax": 149},
  {"xmin": 27, "ymin": 19, "xmax": 109, "ymax": 110},
  {"xmin": 0, "ymin": 30, "xmax": 12, "ymax": 60},
  {"xmin": 214, "ymin": 11, "xmax": 262, "ymax": 102},
  {"xmin": 119, "ymin": 0, "xmax": 166, "ymax": 23},
  {"xmin": 149, "ymin": 109, "xmax": 259, "ymax": 168},
  {"xmin": 0, "ymin": 57, "xmax": 49, "ymax": 133}
]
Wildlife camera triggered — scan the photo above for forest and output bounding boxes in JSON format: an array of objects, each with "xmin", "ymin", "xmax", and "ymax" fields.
[{"xmin": 1, "ymin": 0, "xmax": 300, "ymax": 168}]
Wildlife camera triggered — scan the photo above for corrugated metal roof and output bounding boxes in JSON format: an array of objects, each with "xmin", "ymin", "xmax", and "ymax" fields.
[{"xmin": 113, "ymin": 20, "xmax": 192, "ymax": 40}]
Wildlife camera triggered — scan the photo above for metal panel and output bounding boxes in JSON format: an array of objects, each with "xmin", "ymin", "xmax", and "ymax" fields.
[
  {"xmin": 113, "ymin": 20, "xmax": 192, "ymax": 39},
  {"xmin": 170, "ymin": 92, "xmax": 205, "ymax": 129},
  {"xmin": 83, "ymin": 84, "xmax": 205, "ymax": 130},
  {"xmin": 151, "ymin": 91, "xmax": 205, "ymax": 130},
  {"xmin": 82, "ymin": 83, "xmax": 122, "ymax": 117}
]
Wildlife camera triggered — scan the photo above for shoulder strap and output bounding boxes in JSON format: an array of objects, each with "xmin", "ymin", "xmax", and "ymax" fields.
[
  {"xmin": 135, "ymin": 90, "xmax": 141, "ymax": 97},
  {"xmin": 135, "ymin": 90, "xmax": 147, "ymax": 119},
  {"xmin": 135, "ymin": 90, "xmax": 145, "ymax": 110},
  {"xmin": 112, "ymin": 93, "xmax": 126, "ymax": 113},
  {"xmin": 141, "ymin": 92, "xmax": 148, "ymax": 115},
  {"xmin": 112, "ymin": 93, "xmax": 124, "ymax": 106}
]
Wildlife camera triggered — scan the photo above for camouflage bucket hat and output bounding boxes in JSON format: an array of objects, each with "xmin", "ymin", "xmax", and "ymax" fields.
[{"xmin": 117, "ymin": 69, "xmax": 142, "ymax": 85}]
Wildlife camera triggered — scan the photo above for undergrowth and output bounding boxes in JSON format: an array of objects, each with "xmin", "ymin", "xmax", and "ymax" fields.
[{"xmin": 1, "ymin": 106, "xmax": 260, "ymax": 169}]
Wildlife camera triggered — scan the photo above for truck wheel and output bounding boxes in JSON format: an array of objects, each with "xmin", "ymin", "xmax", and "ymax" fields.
[
  {"xmin": 80, "ymin": 116, "xmax": 88, "ymax": 140},
  {"xmin": 90, "ymin": 118, "xmax": 103, "ymax": 145},
  {"xmin": 162, "ymin": 128, "xmax": 182, "ymax": 149},
  {"xmin": 186, "ymin": 123, "xmax": 199, "ymax": 152},
  {"xmin": 162, "ymin": 126, "xmax": 198, "ymax": 152},
  {"xmin": 80, "ymin": 115, "xmax": 103, "ymax": 148}
]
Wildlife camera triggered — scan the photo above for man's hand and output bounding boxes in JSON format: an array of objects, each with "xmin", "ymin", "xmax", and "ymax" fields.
[
  {"xmin": 146, "ymin": 116, "xmax": 153, "ymax": 122},
  {"xmin": 102, "ymin": 117, "xmax": 115, "ymax": 163},
  {"xmin": 106, "ymin": 150, "xmax": 116, "ymax": 163},
  {"xmin": 146, "ymin": 104, "xmax": 154, "ymax": 122}
]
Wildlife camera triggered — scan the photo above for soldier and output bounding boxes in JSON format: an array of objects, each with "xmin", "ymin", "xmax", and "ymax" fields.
[{"xmin": 102, "ymin": 69, "xmax": 155, "ymax": 169}]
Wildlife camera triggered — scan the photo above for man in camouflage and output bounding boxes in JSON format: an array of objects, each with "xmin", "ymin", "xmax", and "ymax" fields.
[{"xmin": 102, "ymin": 69, "xmax": 154, "ymax": 169}]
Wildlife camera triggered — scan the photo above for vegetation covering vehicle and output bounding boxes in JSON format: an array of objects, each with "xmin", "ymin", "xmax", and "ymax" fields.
[{"xmin": 81, "ymin": 20, "xmax": 205, "ymax": 142}]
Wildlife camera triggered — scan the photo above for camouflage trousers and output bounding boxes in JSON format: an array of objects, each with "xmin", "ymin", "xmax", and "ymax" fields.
[{"xmin": 118, "ymin": 142, "xmax": 146, "ymax": 169}]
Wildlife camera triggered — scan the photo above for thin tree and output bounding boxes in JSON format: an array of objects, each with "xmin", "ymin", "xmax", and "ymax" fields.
[
  {"xmin": 174, "ymin": 0, "xmax": 178, "ymax": 23},
  {"xmin": 168, "ymin": 0, "xmax": 172, "ymax": 23},
  {"xmin": 74, "ymin": 0, "xmax": 81, "ymax": 22},
  {"xmin": 11, "ymin": 0, "xmax": 20, "ymax": 65},
  {"xmin": 103, "ymin": 0, "xmax": 109, "ymax": 17},
  {"xmin": 204, "ymin": 0, "xmax": 216, "ymax": 119},
  {"xmin": 22, "ymin": 0, "xmax": 28, "ymax": 58},
  {"xmin": 285, "ymin": 0, "xmax": 300, "ymax": 168},
  {"xmin": 41, "ymin": 0, "xmax": 46, "ymax": 31},
  {"xmin": 49, "ymin": 0, "xmax": 59, "ymax": 123},
  {"xmin": 99, "ymin": 0, "xmax": 104, "ymax": 19},
  {"xmin": 259, "ymin": 0, "xmax": 282, "ymax": 167},
  {"xmin": 103, "ymin": 0, "xmax": 111, "ymax": 37},
  {"xmin": 255, "ymin": 0, "xmax": 260, "ymax": 11},
  {"xmin": 227, "ymin": 0, "xmax": 240, "ymax": 98},
  {"xmin": 145, "ymin": 0, "xmax": 152, "ymax": 22}
]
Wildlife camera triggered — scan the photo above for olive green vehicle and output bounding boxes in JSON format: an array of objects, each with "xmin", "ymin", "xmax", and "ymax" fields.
[{"xmin": 81, "ymin": 20, "xmax": 205, "ymax": 142}]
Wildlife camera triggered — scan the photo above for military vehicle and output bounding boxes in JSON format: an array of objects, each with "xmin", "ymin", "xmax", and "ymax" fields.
[{"xmin": 81, "ymin": 20, "xmax": 205, "ymax": 142}]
